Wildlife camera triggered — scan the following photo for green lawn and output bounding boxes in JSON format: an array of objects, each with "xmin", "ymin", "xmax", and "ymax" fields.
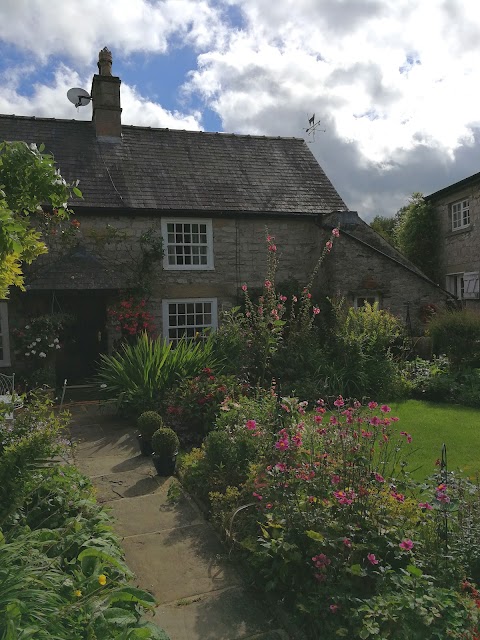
[{"xmin": 388, "ymin": 400, "xmax": 480, "ymax": 480}]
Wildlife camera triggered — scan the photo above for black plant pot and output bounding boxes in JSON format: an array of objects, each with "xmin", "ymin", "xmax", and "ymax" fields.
[
  {"xmin": 137, "ymin": 434, "xmax": 153, "ymax": 457},
  {"xmin": 152, "ymin": 453, "xmax": 177, "ymax": 476}
]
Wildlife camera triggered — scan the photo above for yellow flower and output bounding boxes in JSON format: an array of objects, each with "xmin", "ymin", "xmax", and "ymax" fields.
[
  {"xmin": 74, "ymin": 589, "xmax": 82, "ymax": 597},
  {"xmin": 98, "ymin": 574, "xmax": 107, "ymax": 586}
]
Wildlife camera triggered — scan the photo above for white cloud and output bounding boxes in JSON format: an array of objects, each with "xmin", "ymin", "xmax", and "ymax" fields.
[
  {"xmin": 0, "ymin": 64, "xmax": 202, "ymax": 129},
  {"xmin": 0, "ymin": 0, "xmax": 227, "ymax": 64}
]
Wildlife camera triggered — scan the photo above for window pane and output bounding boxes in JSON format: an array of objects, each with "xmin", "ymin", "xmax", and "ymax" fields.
[{"xmin": 187, "ymin": 303, "xmax": 195, "ymax": 314}]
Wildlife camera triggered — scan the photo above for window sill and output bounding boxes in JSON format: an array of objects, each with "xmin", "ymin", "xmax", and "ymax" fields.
[
  {"xmin": 163, "ymin": 265, "xmax": 215, "ymax": 271},
  {"xmin": 446, "ymin": 225, "xmax": 472, "ymax": 237}
]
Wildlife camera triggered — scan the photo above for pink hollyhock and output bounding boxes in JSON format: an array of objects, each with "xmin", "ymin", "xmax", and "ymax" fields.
[
  {"xmin": 312, "ymin": 553, "xmax": 331, "ymax": 568},
  {"xmin": 329, "ymin": 604, "xmax": 339, "ymax": 613},
  {"xmin": 245, "ymin": 419, "xmax": 257, "ymax": 431},
  {"xmin": 268, "ymin": 244, "xmax": 277, "ymax": 252},
  {"xmin": 252, "ymin": 492, "xmax": 262, "ymax": 500},
  {"xmin": 313, "ymin": 306, "xmax": 320, "ymax": 315},
  {"xmin": 418, "ymin": 502, "xmax": 433, "ymax": 510},
  {"xmin": 367, "ymin": 553, "xmax": 379, "ymax": 565},
  {"xmin": 241, "ymin": 284, "xmax": 248, "ymax": 292},
  {"xmin": 264, "ymin": 280, "xmax": 272, "ymax": 289},
  {"xmin": 266, "ymin": 235, "xmax": 274, "ymax": 242},
  {"xmin": 332, "ymin": 228, "xmax": 340, "ymax": 237},
  {"xmin": 399, "ymin": 539, "xmax": 414, "ymax": 551},
  {"xmin": 343, "ymin": 538, "xmax": 352, "ymax": 547},
  {"xmin": 279, "ymin": 295, "xmax": 287, "ymax": 302},
  {"xmin": 325, "ymin": 240, "xmax": 333, "ymax": 251}
]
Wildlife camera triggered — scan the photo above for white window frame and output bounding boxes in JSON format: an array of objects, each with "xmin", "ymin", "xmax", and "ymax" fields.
[
  {"xmin": 463, "ymin": 272, "xmax": 479, "ymax": 299},
  {"xmin": 0, "ymin": 303, "xmax": 11, "ymax": 367},
  {"xmin": 161, "ymin": 218, "xmax": 214, "ymax": 270},
  {"xmin": 162, "ymin": 298, "xmax": 218, "ymax": 344},
  {"xmin": 446, "ymin": 273, "xmax": 465, "ymax": 299},
  {"xmin": 353, "ymin": 294, "xmax": 380, "ymax": 310},
  {"xmin": 451, "ymin": 199, "xmax": 470, "ymax": 231}
]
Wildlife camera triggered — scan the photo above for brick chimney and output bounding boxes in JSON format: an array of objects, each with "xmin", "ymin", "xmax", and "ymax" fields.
[{"xmin": 91, "ymin": 47, "xmax": 122, "ymax": 141}]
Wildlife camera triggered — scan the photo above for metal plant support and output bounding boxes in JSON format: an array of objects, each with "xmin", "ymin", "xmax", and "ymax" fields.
[{"xmin": 440, "ymin": 443, "xmax": 449, "ymax": 557}]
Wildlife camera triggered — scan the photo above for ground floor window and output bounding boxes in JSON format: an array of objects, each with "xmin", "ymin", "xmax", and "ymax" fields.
[
  {"xmin": 353, "ymin": 294, "xmax": 380, "ymax": 310},
  {"xmin": 0, "ymin": 302, "xmax": 11, "ymax": 367},
  {"xmin": 446, "ymin": 273, "xmax": 465, "ymax": 300},
  {"xmin": 162, "ymin": 298, "xmax": 218, "ymax": 345}
]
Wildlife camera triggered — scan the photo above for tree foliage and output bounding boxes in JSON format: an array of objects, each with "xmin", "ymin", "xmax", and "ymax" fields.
[
  {"xmin": 0, "ymin": 141, "xmax": 81, "ymax": 298},
  {"xmin": 370, "ymin": 193, "xmax": 440, "ymax": 282},
  {"xmin": 394, "ymin": 192, "xmax": 440, "ymax": 282}
]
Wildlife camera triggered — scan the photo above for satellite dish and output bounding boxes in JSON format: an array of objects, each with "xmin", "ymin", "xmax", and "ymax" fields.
[{"xmin": 67, "ymin": 87, "xmax": 92, "ymax": 108}]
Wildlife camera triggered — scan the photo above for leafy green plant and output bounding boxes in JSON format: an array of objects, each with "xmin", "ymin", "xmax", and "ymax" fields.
[
  {"xmin": 151, "ymin": 427, "xmax": 179, "ymax": 457},
  {"xmin": 97, "ymin": 332, "xmax": 220, "ymax": 414},
  {"xmin": 137, "ymin": 411, "xmax": 164, "ymax": 439},
  {"xmin": 427, "ymin": 309, "xmax": 480, "ymax": 369}
]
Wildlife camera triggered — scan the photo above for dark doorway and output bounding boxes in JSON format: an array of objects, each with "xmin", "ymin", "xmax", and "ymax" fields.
[{"xmin": 54, "ymin": 291, "xmax": 108, "ymax": 384}]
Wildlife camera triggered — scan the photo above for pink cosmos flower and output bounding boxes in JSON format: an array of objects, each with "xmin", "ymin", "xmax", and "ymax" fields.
[
  {"xmin": 292, "ymin": 434, "xmax": 303, "ymax": 447},
  {"xmin": 313, "ymin": 306, "xmax": 320, "ymax": 315},
  {"xmin": 374, "ymin": 473, "xmax": 385, "ymax": 483},
  {"xmin": 275, "ymin": 462, "xmax": 287, "ymax": 472},
  {"xmin": 275, "ymin": 438, "xmax": 289, "ymax": 451},
  {"xmin": 316, "ymin": 427, "xmax": 327, "ymax": 435},
  {"xmin": 399, "ymin": 539, "xmax": 414, "ymax": 551},
  {"xmin": 380, "ymin": 404, "xmax": 391, "ymax": 413},
  {"xmin": 418, "ymin": 502, "xmax": 433, "ymax": 510},
  {"xmin": 265, "ymin": 503, "xmax": 273, "ymax": 509},
  {"xmin": 331, "ymin": 474, "xmax": 341, "ymax": 485},
  {"xmin": 330, "ymin": 416, "xmax": 339, "ymax": 425},
  {"xmin": 334, "ymin": 396, "xmax": 345, "ymax": 408},
  {"xmin": 252, "ymin": 492, "xmax": 262, "ymax": 500},
  {"xmin": 314, "ymin": 415, "xmax": 324, "ymax": 424},
  {"xmin": 241, "ymin": 284, "xmax": 248, "ymax": 292},
  {"xmin": 332, "ymin": 228, "xmax": 340, "ymax": 237},
  {"xmin": 343, "ymin": 538, "xmax": 352, "ymax": 547},
  {"xmin": 368, "ymin": 401, "xmax": 378, "ymax": 409},
  {"xmin": 367, "ymin": 553, "xmax": 379, "ymax": 565},
  {"xmin": 245, "ymin": 419, "xmax": 257, "ymax": 431},
  {"xmin": 369, "ymin": 416, "xmax": 381, "ymax": 426},
  {"xmin": 390, "ymin": 491, "xmax": 405, "ymax": 503},
  {"xmin": 329, "ymin": 604, "xmax": 339, "ymax": 613}
]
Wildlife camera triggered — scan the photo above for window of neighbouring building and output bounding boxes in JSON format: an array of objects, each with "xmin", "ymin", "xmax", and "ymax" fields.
[
  {"xmin": 161, "ymin": 219, "xmax": 214, "ymax": 270},
  {"xmin": 353, "ymin": 294, "xmax": 380, "ymax": 310},
  {"xmin": 446, "ymin": 273, "xmax": 465, "ymax": 299},
  {"xmin": 0, "ymin": 303, "xmax": 11, "ymax": 367},
  {"xmin": 162, "ymin": 298, "xmax": 218, "ymax": 344},
  {"xmin": 451, "ymin": 199, "xmax": 470, "ymax": 231}
]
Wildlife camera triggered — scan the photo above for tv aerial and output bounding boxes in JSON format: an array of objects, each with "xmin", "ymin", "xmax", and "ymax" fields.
[
  {"xmin": 304, "ymin": 114, "xmax": 326, "ymax": 143},
  {"xmin": 67, "ymin": 87, "xmax": 92, "ymax": 108}
]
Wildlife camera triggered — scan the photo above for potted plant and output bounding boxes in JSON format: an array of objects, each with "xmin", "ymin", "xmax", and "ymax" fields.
[
  {"xmin": 151, "ymin": 427, "xmax": 180, "ymax": 476},
  {"xmin": 137, "ymin": 411, "xmax": 163, "ymax": 456}
]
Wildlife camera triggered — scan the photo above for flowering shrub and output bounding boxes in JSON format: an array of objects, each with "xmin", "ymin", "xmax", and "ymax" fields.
[
  {"xmin": 13, "ymin": 313, "xmax": 70, "ymax": 362},
  {"xmin": 181, "ymin": 393, "xmax": 480, "ymax": 637},
  {"xmin": 165, "ymin": 368, "xmax": 248, "ymax": 439},
  {"xmin": 107, "ymin": 296, "xmax": 155, "ymax": 340}
]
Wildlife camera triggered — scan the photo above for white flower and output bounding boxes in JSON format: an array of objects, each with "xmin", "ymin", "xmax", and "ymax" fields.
[
  {"xmin": 36, "ymin": 337, "xmax": 41, "ymax": 342},
  {"xmin": 25, "ymin": 325, "xmax": 30, "ymax": 329},
  {"xmin": 39, "ymin": 352, "xmax": 47, "ymax": 358},
  {"xmin": 31, "ymin": 350, "xmax": 36, "ymax": 355},
  {"xmin": 53, "ymin": 338, "xmax": 59, "ymax": 344},
  {"xmin": 100, "ymin": 384, "xmax": 107, "ymax": 388},
  {"xmin": 48, "ymin": 343, "xmax": 54, "ymax": 348},
  {"xmin": 25, "ymin": 352, "xmax": 30, "ymax": 357},
  {"xmin": 55, "ymin": 344, "xmax": 61, "ymax": 349}
]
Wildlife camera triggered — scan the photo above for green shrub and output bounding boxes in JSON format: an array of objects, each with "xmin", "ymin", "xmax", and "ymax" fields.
[
  {"xmin": 137, "ymin": 410, "xmax": 164, "ymax": 439},
  {"xmin": 97, "ymin": 332, "xmax": 220, "ymax": 414},
  {"xmin": 427, "ymin": 309, "xmax": 480, "ymax": 369},
  {"xmin": 151, "ymin": 427, "xmax": 179, "ymax": 457}
]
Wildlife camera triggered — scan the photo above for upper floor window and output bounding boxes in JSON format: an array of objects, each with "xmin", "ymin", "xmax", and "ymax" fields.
[
  {"xmin": 451, "ymin": 199, "xmax": 470, "ymax": 231},
  {"xmin": 161, "ymin": 219, "xmax": 214, "ymax": 270},
  {"xmin": 0, "ymin": 303, "xmax": 11, "ymax": 367}
]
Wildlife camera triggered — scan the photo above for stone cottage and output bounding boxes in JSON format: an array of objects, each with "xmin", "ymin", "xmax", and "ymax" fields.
[
  {"xmin": 0, "ymin": 48, "xmax": 448, "ymax": 381},
  {"xmin": 425, "ymin": 176, "xmax": 480, "ymax": 309}
]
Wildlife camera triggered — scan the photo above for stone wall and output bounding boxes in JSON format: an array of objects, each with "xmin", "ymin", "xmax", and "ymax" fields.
[{"xmin": 431, "ymin": 182, "xmax": 480, "ymax": 311}]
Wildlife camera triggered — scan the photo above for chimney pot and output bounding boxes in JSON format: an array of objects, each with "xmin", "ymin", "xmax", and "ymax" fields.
[{"xmin": 98, "ymin": 47, "xmax": 113, "ymax": 76}]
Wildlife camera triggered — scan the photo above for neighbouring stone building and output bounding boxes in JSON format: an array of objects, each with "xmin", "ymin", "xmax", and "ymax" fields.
[
  {"xmin": 0, "ymin": 48, "xmax": 449, "ymax": 382},
  {"xmin": 425, "ymin": 176, "xmax": 480, "ymax": 310}
]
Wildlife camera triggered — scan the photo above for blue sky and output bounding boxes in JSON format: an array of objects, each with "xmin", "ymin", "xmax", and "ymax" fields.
[{"xmin": 1, "ymin": 0, "xmax": 480, "ymax": 220}]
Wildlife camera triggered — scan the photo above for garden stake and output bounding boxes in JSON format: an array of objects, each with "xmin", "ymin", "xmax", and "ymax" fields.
[{"xmin": 440, "ymin": 443, "xmax": 449, "ymax": 561}]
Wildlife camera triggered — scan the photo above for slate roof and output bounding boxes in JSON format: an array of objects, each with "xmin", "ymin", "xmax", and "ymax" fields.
[{"xmin": 0, "ymin": 115, "xmax": 346, "ymax": 216}]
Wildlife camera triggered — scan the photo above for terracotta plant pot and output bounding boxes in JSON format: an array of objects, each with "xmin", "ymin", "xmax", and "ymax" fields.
[
  {"xmin": 152, "ymin": 453, "xmax": 177, "ymax": 476},
  {"xmin": 137, "ymin": 434, "xmax": 153, "ymax": 456}
]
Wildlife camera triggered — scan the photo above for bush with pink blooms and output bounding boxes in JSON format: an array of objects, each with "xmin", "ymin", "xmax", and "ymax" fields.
[{"xmin": 181, "ymin": 394, "xmax": 480, "ymax": 638}]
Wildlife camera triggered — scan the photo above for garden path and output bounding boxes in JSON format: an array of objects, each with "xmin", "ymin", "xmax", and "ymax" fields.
[{"xmin": 68, "ymin": 402, "xmax": 289, "ymax": 640}]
